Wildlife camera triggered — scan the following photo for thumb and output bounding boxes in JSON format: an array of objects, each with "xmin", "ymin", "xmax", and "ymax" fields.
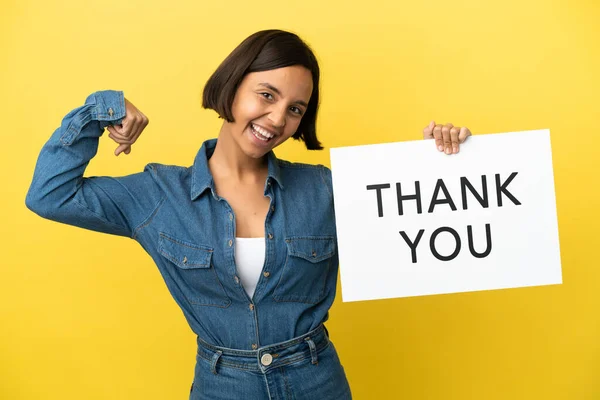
[{"xmin": 423, "ymin": 120, "xmax": 436, "ymax": 138}]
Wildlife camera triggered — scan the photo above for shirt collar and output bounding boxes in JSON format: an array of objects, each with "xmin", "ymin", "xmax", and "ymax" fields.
[{"xmin": 190, "ymin": 138, "xmax": 284, "ymax": 200}]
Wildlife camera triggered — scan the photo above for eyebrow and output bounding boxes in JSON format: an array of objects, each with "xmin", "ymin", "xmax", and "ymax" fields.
[{"xmin": 258, "ymin": 82, "xmax": 309, "ymax": 108}]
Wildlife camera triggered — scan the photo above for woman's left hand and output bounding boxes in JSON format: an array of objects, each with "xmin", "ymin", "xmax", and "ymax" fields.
[{"xmin": 423, "ymin": 121, "xmax": 472, "ymax": 155}]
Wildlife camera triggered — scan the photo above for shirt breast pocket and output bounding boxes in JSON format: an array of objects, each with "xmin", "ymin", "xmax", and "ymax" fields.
[
  {"xmin": 273, "ymin": 236, "xmax": 336, "ymax": 304},
  {"xmin": 158, "ymin": 232, "xmax": 231, "ymax": 308}
]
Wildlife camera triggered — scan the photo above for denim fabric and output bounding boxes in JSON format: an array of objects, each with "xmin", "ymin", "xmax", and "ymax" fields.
[
  {"xmin": 191, "ymin": 325, "xmax": 351, "ymax": 400},
  {"xmin": 26, "ymin": 90, "xmax": 350, "ymax": 398}
]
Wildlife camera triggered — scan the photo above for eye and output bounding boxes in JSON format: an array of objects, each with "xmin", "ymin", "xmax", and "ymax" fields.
[
  {"xmin": 289, "ymin": 106, "xmax": 303, "ymax": 116},
  {"xmin": 260, "ymin": 92, "xmax": 274, "ymax": 100}
]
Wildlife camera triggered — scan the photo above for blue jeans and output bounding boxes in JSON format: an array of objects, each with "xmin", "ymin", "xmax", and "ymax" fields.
[{"xmin": 190, "ymin": 324, "xmax": 352, "ymax": 399}]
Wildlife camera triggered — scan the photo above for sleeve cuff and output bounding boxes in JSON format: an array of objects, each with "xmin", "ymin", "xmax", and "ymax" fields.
[{"xmin": 85, "ymin": 90, "xmax": 126, "ymax": 129}]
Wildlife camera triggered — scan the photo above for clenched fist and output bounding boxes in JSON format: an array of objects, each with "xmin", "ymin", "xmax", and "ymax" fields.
[{"xmin": 106, "ymin": 98, "xmax": 149, "ymax": 156}]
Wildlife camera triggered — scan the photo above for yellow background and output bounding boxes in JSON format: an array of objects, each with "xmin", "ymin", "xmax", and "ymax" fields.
[{"xmin": 2, "ymin": 0, "xmax": 599, "ymax": 399}]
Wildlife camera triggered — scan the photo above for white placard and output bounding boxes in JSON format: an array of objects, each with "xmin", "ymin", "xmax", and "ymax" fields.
[{"xmin": 330, "ymin": 130, "xmax": 562, "ymax": 302}]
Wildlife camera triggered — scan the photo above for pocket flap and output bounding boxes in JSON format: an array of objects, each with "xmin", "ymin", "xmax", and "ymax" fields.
[
  {"xmin": 158, "ymin": 233, "xmax": 213, "ymax": 269},
  {"xmin": 285, "ymin": 236, "xmax": 335, "ymax": 263}
]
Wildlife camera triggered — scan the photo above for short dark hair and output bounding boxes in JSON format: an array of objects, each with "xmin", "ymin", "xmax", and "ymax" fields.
[{"xmin": 202, "ymin": 29, "xmax": 323, "ymax": 150}]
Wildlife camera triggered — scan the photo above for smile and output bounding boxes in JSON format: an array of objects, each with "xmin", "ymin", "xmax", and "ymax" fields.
[{"xmin": 250, "ymin": 123, "xmax": 276, "ymax": 142}]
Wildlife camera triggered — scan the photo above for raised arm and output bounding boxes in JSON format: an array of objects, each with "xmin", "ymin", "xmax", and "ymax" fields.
[{"xmin": 25, "ymin": 90, "xmax": 162, "ymax": 238}]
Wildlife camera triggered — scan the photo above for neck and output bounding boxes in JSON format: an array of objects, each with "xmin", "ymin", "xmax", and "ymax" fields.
[{"xmin": 209, "ymin": 123, "xmax": 268, "ymax": 183}]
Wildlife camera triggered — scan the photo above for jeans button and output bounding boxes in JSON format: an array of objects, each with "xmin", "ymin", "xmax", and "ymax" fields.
[{"xmin": 261, "ymin": 353, "xmax": 273, "ymax": 366}]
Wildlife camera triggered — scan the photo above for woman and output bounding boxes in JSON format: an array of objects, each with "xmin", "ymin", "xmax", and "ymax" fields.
[{"xmin": 26, "ymin": 29, "xmax": 470, "ymax": 399}]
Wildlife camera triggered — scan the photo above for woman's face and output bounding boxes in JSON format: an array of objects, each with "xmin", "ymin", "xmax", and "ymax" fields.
[{"xmin": 226, "ymin": 65, "xmax": 313, "ymax": 159}]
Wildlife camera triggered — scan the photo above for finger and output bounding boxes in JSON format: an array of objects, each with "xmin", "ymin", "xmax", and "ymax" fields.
[
  {"xmin": 111, "ymin": 122, "xmax": 126, "ymax": 136},
  {"xmin": 107, "ymin": 126, "xmax": 130, "ymax": 141},
  {"xmin": 108, "ymin": 133, "xmax": 132, "ymax": 145},
  {"xmin": 458, "ymin": 127, "xmax": 472, "ymax": 143},
  {"xmin": 126, "ymin": 115, "xmax": 142, "ymax": 139},
  {"xmin": 109, "ymin": 118, "xmax": 141, "ymax": 145},
  {"xmin": 442, "ymin": 123, "xmax": 453, "ymax": 155},
  {"xmin": 433, "ymin": 124, "xmax": 443, "ymax": 151},
  {"xmin": 126, "ymin": 117, "xmax": 147, "ymax": 146},
  {"xmin": 107, "ymin": 125, "xmax": 120, "ymax": 136},
  {"xmin": 450, "ymin": 126, "xmax": 460, "ymax": 154},
  {"xmin": 115, "ymin": 143, "xmax": 131, "ymax": 156},
  {"xmin": 125, "ymin": 126, "xmax": 143, "ymax": 148},
  {"xmin": 127, "ymin": 116, "xmax": 142, "ymax": 140},
  {"xmin": 131, "ymin": 113, "xmax": 149, "ymax": 136},
  {"xmin": 118, "ymin": 118, "xmax": 135, "ymax": 137},
  {"xmin": 134, "ymin": 113, "xmax": 149, "ymax": 138},
  {"xmin": 423, "ymin": 120, "xmax": 435, "ymax": 139}
]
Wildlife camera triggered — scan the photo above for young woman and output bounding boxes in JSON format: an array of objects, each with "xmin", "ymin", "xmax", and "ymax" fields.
[{"xmin": 26, "ymin": 29, "xmax": 470, "ymax": 399}]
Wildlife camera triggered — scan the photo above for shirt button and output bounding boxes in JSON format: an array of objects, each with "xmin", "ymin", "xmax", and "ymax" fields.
[
  {"xmin": 270, "ymin": 205, "xmax": 275, "ymax": 212},
  {"xmin": 234, "ymin": 275, "xmax": 240, "ymax": 284},
  {"xmin": 268, "ymin": 233, "xmax": 273, "ymax": 240},
  {"xmin": 252, "ymin": 344, "xmax": 258, "ymax": 350},
  {"xmin": 249, "ymin": 304, "xmax": 254, "ymax": 311},
  {"xmin": 263, "ymin": 271, "xmax": 270, "ymax": 278},
  {"xmin": 229, "ymin": 213, "xmax": 233, "ymax": 221},
  {"xmin": 108, "ymin": 107, "xmax": 114, "ymax": 117},
  {"xmin": 228, "ymin": 239, "xmax": 233, "ymax": 247},
  {"xmin": 261, "ymin": 353, "xmax": 273, "ymax": 366}
]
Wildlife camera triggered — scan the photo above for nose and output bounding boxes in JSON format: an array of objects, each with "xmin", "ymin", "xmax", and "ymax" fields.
[{"xmin": 268, "ymin": 105, "xmax": 286, "ymax": 130}]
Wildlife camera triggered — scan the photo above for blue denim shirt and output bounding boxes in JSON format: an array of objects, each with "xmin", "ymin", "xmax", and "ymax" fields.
[{"xmin": 26, "ymin": 90, "xmax": 339, "ymax": 350}]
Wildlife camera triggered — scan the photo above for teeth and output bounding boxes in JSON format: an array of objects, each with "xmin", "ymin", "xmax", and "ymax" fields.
[
  {"xmin": 251, "ymin": 124, "xmax": 274, "ymax": 139},
  {"xmin": 253, "ymin": 130, "xmax": 268, "ymax": 141}
]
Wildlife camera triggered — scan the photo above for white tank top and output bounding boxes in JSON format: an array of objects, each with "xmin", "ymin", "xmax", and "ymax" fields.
[{"xmin": 234, "ymin": 237, "xmax": 266, "ymax": 299}]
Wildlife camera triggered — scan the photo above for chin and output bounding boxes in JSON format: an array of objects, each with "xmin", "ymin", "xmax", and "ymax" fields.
[{"xmin": 243, "ymin": 147, "xmax": 270, "ymax": 159}]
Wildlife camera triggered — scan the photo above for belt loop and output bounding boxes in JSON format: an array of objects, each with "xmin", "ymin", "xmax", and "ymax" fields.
[
  {"xmin": 211, "ymin": 350, "xmax": 223, "ymax": 375},
  {"xmin": 304, "ymin": 337, "xmax": 318, "ymax": 365}
]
